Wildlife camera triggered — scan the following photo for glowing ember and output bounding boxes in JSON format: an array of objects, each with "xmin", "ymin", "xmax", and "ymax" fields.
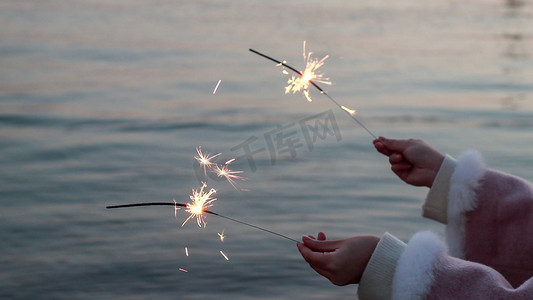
[
  {"xmin": 179, "ymin": 268, "xmax": 188, "ymax": 273},
  {"xmin": 285, "ymin": 41, "xmax": 331, "ymax": 102},
  {"xmin": 341, "ymin": 105, "xmax": 357, "ymax": 116},
  {"xmin": 218, "ymin": 231, "xmax": 226, "ymax": 242},
  {"xmin": 185, "ymin": 247, "xmax": 189, "ymax": 257},
  {"xmin": 194, "ymin": 147, "xmax": 221, "ymax": 175},
  {"xmin": 220, "ymin": 250, "xmax": 229, "ymax": 261},
  {"xmin": 180, "ymin": 182, "xmax": 217, "ymax": 228},
  {"xmin": 213, "ymin": 79, "xmax": 222, "ymax": 94}
]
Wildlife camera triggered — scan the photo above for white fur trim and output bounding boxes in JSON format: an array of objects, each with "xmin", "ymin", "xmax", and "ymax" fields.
[
  {"xmin": 446, "ymin": 150, "xmax": 485, "ymax": 258},
  {"xmin": 392, "ymin": 231, "xmax": 447, "ymax": 300}
]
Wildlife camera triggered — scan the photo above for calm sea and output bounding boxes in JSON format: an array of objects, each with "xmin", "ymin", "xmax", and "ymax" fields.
[{"xmin": 1, "ymin": 0, "xmax": 533, "ymax": 299}]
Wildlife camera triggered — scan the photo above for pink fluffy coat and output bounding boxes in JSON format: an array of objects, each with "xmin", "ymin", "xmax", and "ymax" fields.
[{"xmin": 393, "ymin": 151, "xmax": 533, "ymax": 299}]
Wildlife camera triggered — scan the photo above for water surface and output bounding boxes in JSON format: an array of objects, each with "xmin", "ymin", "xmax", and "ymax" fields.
[{"xmin": 1, "ymin": 1, "xmax": 533, "ymax": 299}]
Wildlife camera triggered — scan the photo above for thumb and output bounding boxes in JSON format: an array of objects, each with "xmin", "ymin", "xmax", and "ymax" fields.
[{"xmin": 302, "ymin": 236, "xmax": 339, "ymax": 252}]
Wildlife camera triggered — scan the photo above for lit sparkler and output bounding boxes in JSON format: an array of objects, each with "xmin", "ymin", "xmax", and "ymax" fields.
[
  {"xmin": 249, "ymin": 43, "xmax": 377, "ymax": 139},
  {"xmin": 106, "ymin": 202, "xmax": 299, "ymax": 243}
]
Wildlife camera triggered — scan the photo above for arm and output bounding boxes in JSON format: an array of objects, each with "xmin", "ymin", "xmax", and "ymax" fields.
[
  {"xmin": 377, "ymin": 141, "xmax": 533, "ymax": 287},
  {"xmin": 444, "ymin": 150, "xmax": 533, "ymax": 287},
  {"xmin": 391, "ymin": 231, "xmax": 533, "ymax": 300},
  {"xmin": 298, "ymin": 231, "xmax": 533, "ymax": 300}
]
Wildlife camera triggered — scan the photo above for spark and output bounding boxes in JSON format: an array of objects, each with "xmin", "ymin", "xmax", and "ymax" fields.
[
  {"xmin": 179, "ymin": 268, "xmax": 188, "ymax": 273},
  {"xmin": 213, "ymin": 158, "xmax": 246, "ymax": 190},
  {"xmin": 181, "ymin": 182, "xmax": 217, "ymax": 228},
  {"xmin": 213, "ymin": 80, "xmax": 222, "ymax": 94},
  {"xmin": 220, "ymin": 250, "xmax": 229, "ymax": 261},
  {"xmin": 194, "ymin": 146, "xmax": 221, "ymax": 175},
  {"xmin": 284, "ymin": 41, "xmax": 331, "ymax": 102},
  {"xmin": 341, "ymin": 105, "xmax": 357, "ymax": 116},
  {"xmin": 173, "ymin": 199, "xmax": 180, "ymax": 219},
  {"xmin": 218, "ymin": 231, "xmax": 226, "ymax": 242},
  {"xmin": 185, "ymin": 247, "xmax": 189, "ymax": 257}
]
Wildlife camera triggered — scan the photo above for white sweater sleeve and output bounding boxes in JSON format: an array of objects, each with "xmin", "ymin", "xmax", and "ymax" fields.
[
  {"xmin": 358, "ymin": 233, "xmax": 406, "ymax": 300},
  {"xmin": 422, "ymin": 155, "xmax": 457, "ymax": 224}
]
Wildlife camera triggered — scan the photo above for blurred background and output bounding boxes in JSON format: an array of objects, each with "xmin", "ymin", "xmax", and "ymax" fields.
[{"xmin": 1, "ymin": 0, "xmax": 532, "ymax": 299}]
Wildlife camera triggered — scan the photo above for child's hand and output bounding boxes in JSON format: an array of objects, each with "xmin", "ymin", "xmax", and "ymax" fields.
[
  {"xmin": 373, "ymin": 137, "xmax": 445, "ymax": 187},
  {"xmin": 297, "ymin": 232, "xmax": 379, "ymax": 286}
]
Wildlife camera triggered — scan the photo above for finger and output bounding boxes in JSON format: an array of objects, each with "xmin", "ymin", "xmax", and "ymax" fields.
[
  {"xmin": 302, "ymin": 236, "xmax": 339, "ymax": 252},
  {"xmin": 373, "ymin": 139, "xmax": 393, "ymax": 156},
  {"xmin": 392, "ymin": 169, "xmax": 410, "ymax": 182},
  {"xmin": 308, "ymin": 263, "xmax": 332, "ymax": 281},
  {"xmin": 388, "ymin": 153, "xmax": 405, "ymax": 164},
  {"xmin": 297, "ymin": 242, "xmax": 335, "ymax": 271},
  {"xmin": 380, "ymin": 137, "xmax": 411, "ymax": 153},
  {"xmin": 317, "ymin": 232, "xmax": 326, "ymax": 241},
  {"xmin": 391, "ymin": 163, "xmax": 412, "ymax": 172},
  {"xmin": 297, "ymin": 242, "xmax": 318, "ymax": 264}
]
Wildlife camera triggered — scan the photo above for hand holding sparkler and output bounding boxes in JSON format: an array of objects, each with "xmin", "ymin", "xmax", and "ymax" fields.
[
  {"xmin": 373, "ymin": 137, "xmax": 445, "ymax": 188},
  {"xmin": 297, "ymin": 232, "xmax": 380, "ymax": 286}
]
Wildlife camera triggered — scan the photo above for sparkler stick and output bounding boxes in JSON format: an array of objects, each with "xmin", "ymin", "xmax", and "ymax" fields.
[
  {"xmin": 106, "ymin": 202, "xmax": 299, "ymax": 243},
  {"xmin": 249, "ymin": 48, "xmax": 378, "ymax": 140}
]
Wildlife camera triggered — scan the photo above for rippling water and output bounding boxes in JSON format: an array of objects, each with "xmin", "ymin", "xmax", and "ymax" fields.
[{"xmin": 1, "ymin": 1, "xmax": 533, "ymax": 299}]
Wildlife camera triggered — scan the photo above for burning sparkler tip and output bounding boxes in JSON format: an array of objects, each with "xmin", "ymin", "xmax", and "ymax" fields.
[
  {"xmin": 181, "ymin": 182, "xmax": 217, "ymax": 228},
  {"xmin": 281, "ymin": 41, "xmax": 331, "ymax": 102}
]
